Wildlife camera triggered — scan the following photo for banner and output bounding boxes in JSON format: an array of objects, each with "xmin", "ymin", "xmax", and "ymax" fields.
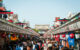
[{"xmin": 68, "ymin": 36, "xmax": 75, "ymax": 47}]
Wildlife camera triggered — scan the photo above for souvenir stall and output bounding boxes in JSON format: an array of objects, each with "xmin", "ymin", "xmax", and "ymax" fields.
[{"xmin": 51, "ymin": 12, "xmax": 80, "ymax": 50}]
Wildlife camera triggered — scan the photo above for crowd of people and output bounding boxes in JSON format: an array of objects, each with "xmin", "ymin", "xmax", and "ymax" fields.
[
  {"xmin": 45, "ymin": 39, "xmax": 74, "ymax": 50},
  {"xmin": 0, "ymin": 37, "xmax": 75, "ymax": 50},
  {"xmin": 1, "ymin": 37, "xmax": 44, "ymax": 50}
]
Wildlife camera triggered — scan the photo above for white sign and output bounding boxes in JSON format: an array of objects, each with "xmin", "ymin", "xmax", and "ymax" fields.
[
  {"xmin": 69, "ymin": 24, "xmax": 74, "ymax": 31},
  {"xmin": 76, "ymin": 21, "xmax": 80, "ymax": 29}
]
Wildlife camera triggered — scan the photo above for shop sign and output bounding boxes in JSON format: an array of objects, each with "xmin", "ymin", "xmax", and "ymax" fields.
[
  {"xmin": 61, "ymin": 28, "xmax": 63, "ymax": 33},
  {"xmin": 73, "ymin": 23, "xmax": 78, "ymax": 30},
  {"xmin": 65, "ymin": 26, "xmax": 69, "ymax": 32},
  {"xmin": 69, "ymin": 24, "xmax": 74, "ymax": 31},
  {"xmin": 68, "ymin": 37, "xmax": 75, "ymax": 46},
  {"xmin": 76, "ymin": 21, "xmax": 80, "ymax": 29},
  {"xmin": 62, "ymin": 28, "xmax": 65, "ymax": 32}
]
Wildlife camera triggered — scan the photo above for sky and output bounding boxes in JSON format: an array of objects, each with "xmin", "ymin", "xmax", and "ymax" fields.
[{"xmin": 3, "ymin": 0, "xmax": 80, "ymax": 28}]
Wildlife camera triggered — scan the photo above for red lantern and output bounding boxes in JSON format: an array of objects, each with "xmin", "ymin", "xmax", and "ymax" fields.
[
  {"xmin": 1, "ymin": 33, "xmax": 6, "ymax": 38},
  {"xmin": 70, "ymin": 33, "xmax": 74, "ymax": 38},
  {"xmin": 62, "ymin": 34, "xmax": 65, "ymax": 38}
]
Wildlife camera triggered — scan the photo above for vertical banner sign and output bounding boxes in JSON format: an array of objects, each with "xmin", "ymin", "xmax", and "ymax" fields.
[{"xmin": 68, "ymin": 36, "xmax": 75, "ymax": 47}]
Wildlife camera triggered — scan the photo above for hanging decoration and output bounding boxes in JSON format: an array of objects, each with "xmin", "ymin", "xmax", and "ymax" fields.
[
  {"xmin": 10, "ymin": 36, "xmax": 18, "ymax": 41},
  {"xmin": 62, "ymin": 34, "xmax": 65, "ymax": 38},
  {"xmin": 11, "ymin": 34, "xmax": 18, "ymax": 41},
  {"xmin": 70, "ymin": 33, "xmax": 74, "ymax": 38},
  {"xmin": 1, "ymin": 33, "xmax": 6, "ymax": 38}
]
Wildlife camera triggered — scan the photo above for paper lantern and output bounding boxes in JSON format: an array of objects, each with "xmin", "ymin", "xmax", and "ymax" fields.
[
  {"xmin": 1, "ymin": 33, "xmax": 6, "ymax": 38},
  {"xmin": 62, "ymin": 34, "xmax": 65, "ymax": 38},
  {"xmin": 70, "ymin": 33, "xmax": 74, "ymax": 38}
]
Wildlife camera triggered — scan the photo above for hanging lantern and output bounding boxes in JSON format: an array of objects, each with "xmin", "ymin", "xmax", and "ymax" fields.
[
  {"xmin": 70, "ymin": 33, "xmax": 74, "ymax": 38},
  {"xmin": 62, "ymin": 34, "xmax": 65, "ymax": 38},
  {"xmin": 1, "ymin": 33, "xmax": 6, "ymax": 38}
]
